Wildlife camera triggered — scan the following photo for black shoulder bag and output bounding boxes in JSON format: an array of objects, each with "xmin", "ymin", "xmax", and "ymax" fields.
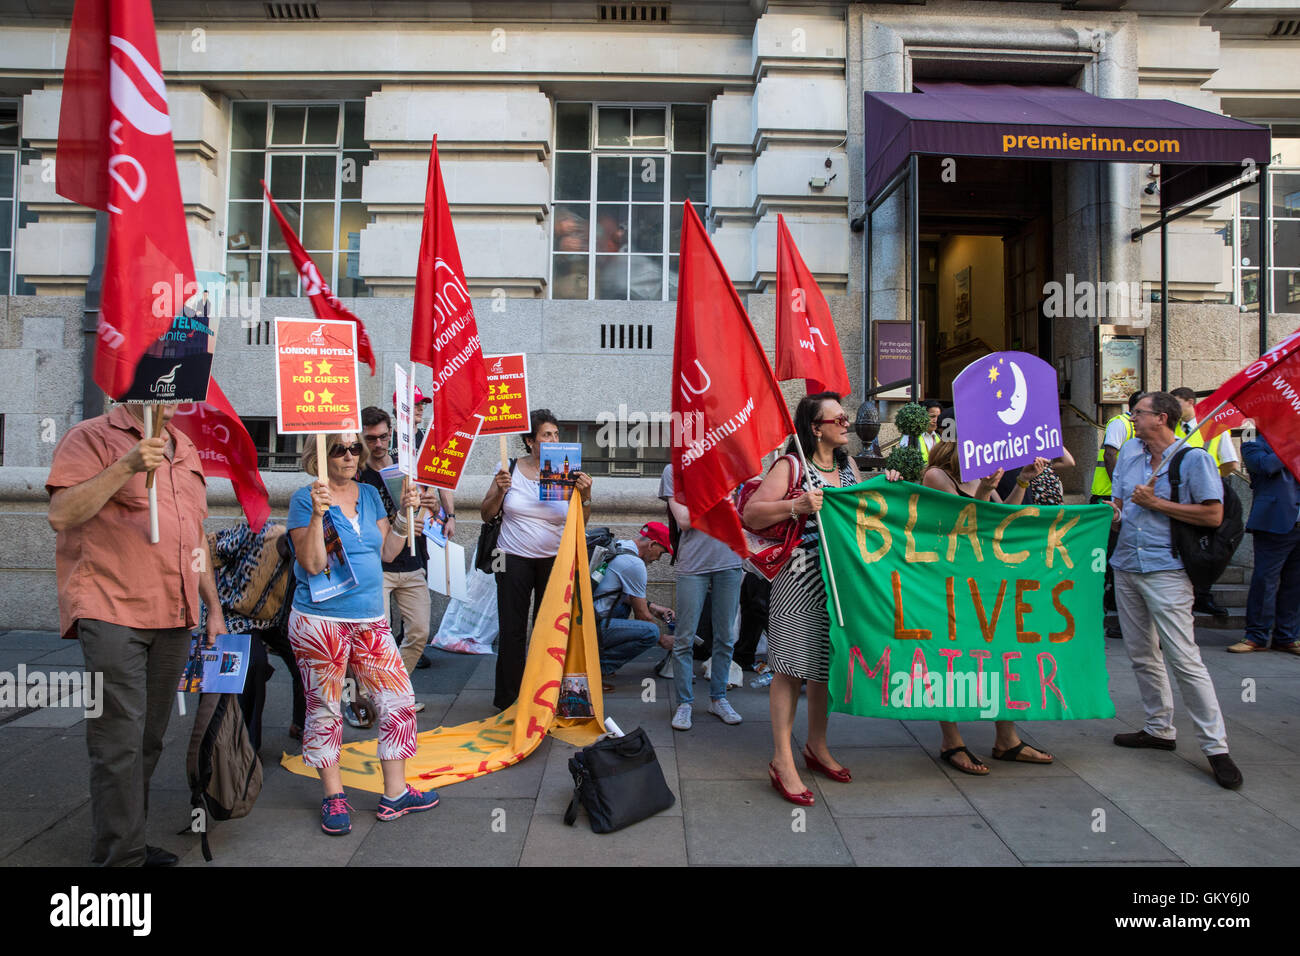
[
  {"xmin": 564, "ymin": 727, "xmax": 676, "ymax": 833},
  {"xmin": 474, "ymin": 458, "xmax": 515, "ymax": 574},
  {"xmin": 1166, "ymin": 447, "xmax": 1245, "ymax": 591}
]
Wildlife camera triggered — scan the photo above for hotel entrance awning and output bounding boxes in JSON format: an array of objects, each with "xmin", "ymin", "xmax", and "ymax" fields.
[
  {"xmin": 862, "ymin": 82, "xmax": 1273, "ymax": 401},
  {"xmin": 865, "ymin": 82, "xmax": 1271, "ymax": 209}
]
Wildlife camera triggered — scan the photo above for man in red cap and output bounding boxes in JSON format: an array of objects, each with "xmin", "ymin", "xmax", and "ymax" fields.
[{"xmin": 591, "ymin": 522, "xmax": 675, "ymax": 690}]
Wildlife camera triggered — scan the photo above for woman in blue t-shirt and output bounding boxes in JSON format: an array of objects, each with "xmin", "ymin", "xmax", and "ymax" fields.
[{"xmin": 287, "ymin": 432, "xmax": 438, "ymax": 836}]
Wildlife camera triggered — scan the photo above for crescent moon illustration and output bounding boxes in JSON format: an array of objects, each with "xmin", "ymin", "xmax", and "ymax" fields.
[{"xmin": 996, "ymin": 361, "xmax": 1029, "ymax": 425}]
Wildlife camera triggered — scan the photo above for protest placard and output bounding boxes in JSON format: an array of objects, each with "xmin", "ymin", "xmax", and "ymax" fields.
[
  {"xmin": 820, "ymin": 477, "xmax": 1114, "ymax": 722},
  {"xmin": 274, "ymin": 318, "xmax": 362, "ymax": 434},
  {"xmin": 275, "ymin": 317, "xmax": 362, "ymax": 481},
  {"xmin": 413, "ymin": 418, "xmax": 480, "ymax": 490},
  {"xmin": 478, "ymin": 353, "xmax": 530, "ymax": 435},
  {"xmin": 952, "ymin": 351, "xmax": 1063, "ymax": 482}
]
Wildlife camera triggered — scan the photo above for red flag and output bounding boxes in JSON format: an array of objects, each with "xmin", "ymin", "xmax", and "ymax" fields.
[
  {"xmin": 411, "ymin": 136, "xmax": 488, "ymax": 449},
  {"xmin": 775, "ymin": 214, "xmax": 851, "ymax": 396},
  {"xmin": 672, "ymin": 200, "xmax": 794, "ymax": 558},
  {"xmin": 171, "ymin": 378, "xmax": 271, "ymax": 533},
  {"xmin": 1195, "ymin": 326, "xmax": 1300, "ymax": 476},
  {"xmin": 263, "ymin": 182, "xmax": 375, "ymax": 375},
  {"xmin": 56, "ymin": 0, "xmax": 194, "ymax": 398}
]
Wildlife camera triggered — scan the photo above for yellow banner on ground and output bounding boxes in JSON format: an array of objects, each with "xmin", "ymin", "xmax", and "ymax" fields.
[{"xmin": 281, "ymin": 491, "xmax": 606, "ymax": 793}]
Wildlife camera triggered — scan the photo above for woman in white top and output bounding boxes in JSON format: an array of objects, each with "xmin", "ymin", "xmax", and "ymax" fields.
[{"xmin": 481, "ymin": 409, "xmax": 592, "ymax": 710}]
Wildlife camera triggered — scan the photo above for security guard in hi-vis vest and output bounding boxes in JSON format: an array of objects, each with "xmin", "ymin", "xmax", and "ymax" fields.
[
  {"xmin": 901, "ymin": 401, "xmax": 944, "ymax": 462},
  {"xmin": 1172, "ymin": 387, "xmax": 1242, "ymax": 618},
  {"xmin": 1092, "ymin": 391, "xmax": 1144, "ymax": 640}
]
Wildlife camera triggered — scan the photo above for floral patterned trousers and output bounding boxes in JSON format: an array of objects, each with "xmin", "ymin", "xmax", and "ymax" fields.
[{"xmin": 287, "ymin": 610, "xmax": 418, "ymax": 768}]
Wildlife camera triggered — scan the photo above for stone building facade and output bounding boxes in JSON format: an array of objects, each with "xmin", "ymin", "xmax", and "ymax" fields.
[{"xmin": 0, "ymin": 0, "xmax": 1297, "ymax": 627}]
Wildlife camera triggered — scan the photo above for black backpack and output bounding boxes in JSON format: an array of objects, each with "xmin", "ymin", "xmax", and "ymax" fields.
[
  {"xmin": 183, "ymin": 693, "xmax": 263, "ymax": 861},
  {"xmin": 1167, "ymin": 447, "xmax": 1245, "ymax": 590}
]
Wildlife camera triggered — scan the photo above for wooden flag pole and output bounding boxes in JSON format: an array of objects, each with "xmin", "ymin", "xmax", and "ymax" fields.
[
  {"xmin": 316, "ymin": 434, "xmax": 328, "ymax": 485},
  {"xmin": 144, "ymin": 405, "xmax": 165, "ymax": 544},
  {"xmin": 499, "ymin": 434, "xmax": 508, "ymax": 471},
  {"xmin": 790, "ymin": 437, "xmax": 845, "ymax": 628}
]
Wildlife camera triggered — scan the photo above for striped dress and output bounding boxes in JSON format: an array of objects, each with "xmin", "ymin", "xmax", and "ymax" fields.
[{"xmin": 767, "ymin": 460, "xmax": 855, "ymax": 682}]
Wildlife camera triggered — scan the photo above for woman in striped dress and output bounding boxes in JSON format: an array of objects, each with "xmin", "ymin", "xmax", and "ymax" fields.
[{"xmin": 743, "ymin": 393, "xmax": 860, "ymax": 805}]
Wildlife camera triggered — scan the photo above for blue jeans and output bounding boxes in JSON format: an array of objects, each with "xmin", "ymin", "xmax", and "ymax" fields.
[
  {"xmin": 1244, "ymin": 525, "xmax": 1300, "ymax": 647},
  {"xmin": 598, "ymin": 605, "xmax": 661, "ymax": 676},
  {"xmin": 672, "ymin": 567, "xmax": 743, "ymax": 706}
]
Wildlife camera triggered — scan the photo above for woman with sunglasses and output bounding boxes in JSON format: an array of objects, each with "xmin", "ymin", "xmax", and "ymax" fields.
[
  {"xmin": 742, "ymin": 392, "xmax": 860, "ymax": 806},
  {"xmin": 287, "ymin": 432, "xmax": 438, "ymax": 835}
]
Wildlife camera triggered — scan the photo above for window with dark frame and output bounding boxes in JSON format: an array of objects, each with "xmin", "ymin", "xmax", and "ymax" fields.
[
  {"xmin": 241, "ymin": 416, "xmax": 306, "ymax": 471},
  {"xmin": 226, "ymin": 101, "xmax": 373, "ymax": 299},
  {"xmin": 551, "ymin": 103, "xmax": 708, "ymax": 301}
]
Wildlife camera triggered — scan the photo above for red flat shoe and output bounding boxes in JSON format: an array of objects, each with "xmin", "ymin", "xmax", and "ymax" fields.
[
  {"xmin": 803, "ymin": 747, "xmax": 851, "ymax": 783},
  {"xmin": 769, "ymin": 763, "xmax": 814, "ymax": 806}
]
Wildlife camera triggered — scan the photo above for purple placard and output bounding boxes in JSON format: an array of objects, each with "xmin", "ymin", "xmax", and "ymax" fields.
[{"xmin": 952, "ymin": 351, "xmax": 1063, "ymax": 482}]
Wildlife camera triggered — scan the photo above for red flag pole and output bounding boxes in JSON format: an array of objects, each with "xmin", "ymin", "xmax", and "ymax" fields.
[{"xmin": 1156, "ymin": 400, "xmax": 1231, "ymax": 477}]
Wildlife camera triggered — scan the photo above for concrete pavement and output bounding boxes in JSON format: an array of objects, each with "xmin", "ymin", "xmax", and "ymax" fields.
[{"xmin": 2, "ymin": 625, "xmax": 1299, "ymax": 867}]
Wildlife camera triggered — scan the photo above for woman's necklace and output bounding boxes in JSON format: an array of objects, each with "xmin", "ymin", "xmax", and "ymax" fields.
[{"xmin": 811, "ymin": 454, "xmax": 836, "ymax": 473}]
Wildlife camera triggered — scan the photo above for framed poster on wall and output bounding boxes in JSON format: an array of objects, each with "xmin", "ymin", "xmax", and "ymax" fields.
[
  {"xmin": 1096, "ymin": 325, "xmax": 1146, "ymax": 406},
  {"xmin": 871, "ymin": 320, "xmax": 926, "ymax": 400},
  {"xmin": 954, "ymin": 267, "xmax": 972, "ymax": 344}
]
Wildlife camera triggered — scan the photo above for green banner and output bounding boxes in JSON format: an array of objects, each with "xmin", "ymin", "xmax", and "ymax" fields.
[{"xmin": 819, "ymin": 477, "xmax": 1115, "ymax": 721}]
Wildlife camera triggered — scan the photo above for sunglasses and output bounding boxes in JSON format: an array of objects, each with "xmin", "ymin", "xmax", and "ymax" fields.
[
  {"xmin": 364, "ymin": 431, "xmax": 391, "ymax": 443},
  {"xmin": 328, "ymin": 442, "xmax": 365, "ymax": 459},
  {"xmin": 814, "ymin": 415, "xmax": 850, "ymax": 427}
]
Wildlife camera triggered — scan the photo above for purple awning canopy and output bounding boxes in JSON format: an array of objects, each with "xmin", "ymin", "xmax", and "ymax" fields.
[{"xmin": 864, "ymin": 82, "xmax": 1271, "ymax": 210}]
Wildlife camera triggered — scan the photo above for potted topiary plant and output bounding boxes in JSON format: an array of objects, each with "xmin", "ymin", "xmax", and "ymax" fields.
[{"xmin": 885, "ymin": 401, "xmax": 930, "ymax": 482}]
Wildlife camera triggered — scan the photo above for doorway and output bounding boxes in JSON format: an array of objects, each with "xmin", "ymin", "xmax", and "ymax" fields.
[{"xmin": 917, "ymin": 157, "xmax": 1053, "ymax": 401}]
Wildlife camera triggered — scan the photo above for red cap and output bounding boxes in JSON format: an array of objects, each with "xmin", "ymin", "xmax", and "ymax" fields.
[
  {"xmin": 394, "ymin": 386, "xmax": 431, "ymax": 406},
  {"xmin": 640, "ymin": 521, "xmax": 673, "ymax": 556}
]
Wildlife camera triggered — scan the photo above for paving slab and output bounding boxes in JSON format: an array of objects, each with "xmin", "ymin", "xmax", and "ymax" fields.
[
  {"xmin": 814, "ymin": 747, "xmax": 974, "ymax": 818},
  {"xmin": 955, "ymin": 778, "xmax": 1182, "ymax": 864},
  {"xmin": 3, "ymin": 803, "xmax": 94, "ymax": 866},
  {"xmin": 0, "ymin": 726, "xmax": 67, "ymax": 767},
  {"xmin": 1120, "ymin": 796, "xmax": 1300, "ymax": 867},
  {"xmin": 1230, "ymin": 762, "xmax": 1300, "ymax": 830},
  {"xmin": 348, "ymin": 797, "xmax": 533, "ymax": 866},
  {"xmin": 27, "ymin": 646, "xmax": 85, "ymax": 666},
  {"xmin": 680, "ymin": 779, "xmax": 852, "ymax": 866},
  {"xmin": 675, "ymin": 719, "xmax": 777, "ymax": 781},
  {"xmin": 0, "ymin": 630, "xmax": 67, "ymax": 650},
  {"xmin": 1057, "ymin": 747, "xmax": 1226, "ymax": 801},
  {"xmin": 0, "ymin": 731, "xmax": 90, "ymax": 810},
  {"xmin": 179, "ymin": 806, "xmax": 378, "ymax": 867},
  {"xmin": 520, "ymin": 813, "xmax": 687, "ymax": 866},
  {"xmin": 793, "ymin": 710, "xmax": 920, "ymax": 748},
  {"xmin": 838, "ymin": 814, "xmax": 1021, "ymax": 866}
]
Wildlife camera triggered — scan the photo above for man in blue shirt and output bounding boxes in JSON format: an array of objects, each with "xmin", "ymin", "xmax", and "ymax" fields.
[{"xmin": 1109, "ymin": 391, "xmax": 1242, "ymax": 789}]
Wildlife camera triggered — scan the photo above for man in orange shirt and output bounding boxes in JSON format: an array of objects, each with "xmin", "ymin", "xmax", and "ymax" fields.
[{"xmin": 47, "ymin": 402, "xmax": 225, "ymax": 867}]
